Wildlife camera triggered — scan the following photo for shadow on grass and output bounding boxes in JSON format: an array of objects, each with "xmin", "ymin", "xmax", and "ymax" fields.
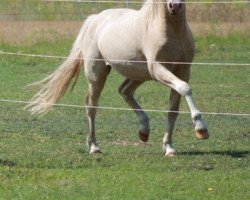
[
  {"xmin": 0, "ymin": 159, "xmax": 16, "ymax": 167},
  {"xmin": 179, "ymin": 150, "xmax": 249, "ymax": 158}
]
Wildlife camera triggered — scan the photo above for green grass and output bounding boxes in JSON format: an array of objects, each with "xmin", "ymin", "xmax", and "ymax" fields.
[{"xmin": 0, "ymin": 33, "xmax": 250, "ymax": 199}]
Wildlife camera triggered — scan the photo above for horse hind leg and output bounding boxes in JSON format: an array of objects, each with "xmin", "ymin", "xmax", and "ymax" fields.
[
  {"xmin": 118, "ymin": 79, "xmax": 150, "ymax": 142},
  {"xmin": 85, "ymin": 61, "xmax": 111, "ymax": 154}
]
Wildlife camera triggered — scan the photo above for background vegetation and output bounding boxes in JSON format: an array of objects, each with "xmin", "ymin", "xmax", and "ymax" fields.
[
  {"xmin": 0, "ymin": 0, "xmax": 249, "ymax": 199},
  {"xmin": 0, "ymin": 0, "xmax": 249, "ymax": 22}
]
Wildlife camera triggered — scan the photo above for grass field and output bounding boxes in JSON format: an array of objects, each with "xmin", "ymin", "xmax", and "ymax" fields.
[
  {"xmin": 0, "ymin": 30, "xmax": 249, "ymax": 199},
  {"xmin": 0, "ymin": 2, "xmax": 250, "ymax": 199}
]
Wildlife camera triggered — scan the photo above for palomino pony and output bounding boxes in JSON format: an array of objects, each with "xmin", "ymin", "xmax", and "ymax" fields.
[{"xmin": 26, "ymin": 0, "xmax": 209, "ymax": 156}]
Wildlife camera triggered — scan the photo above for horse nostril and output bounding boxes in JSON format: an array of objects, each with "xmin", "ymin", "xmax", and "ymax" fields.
[{"xmin": 169, "ymin": 2, "xmax": 182, "ymax": 15}]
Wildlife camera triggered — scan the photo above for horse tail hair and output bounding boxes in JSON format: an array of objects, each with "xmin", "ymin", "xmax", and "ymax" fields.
[{"xmin": 25, "ymin": 17, "xmax": 93, "ymax": 115}]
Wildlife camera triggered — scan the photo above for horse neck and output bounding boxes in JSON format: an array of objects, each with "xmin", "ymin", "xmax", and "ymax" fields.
[
  {"xmin": 166, "ymin": 15, "xmax": 187, "ymax": 35},
  {"xmin": 141, "ymin": 0, "xmax": 166, "ymax": 19},
  {"xmin": 141, "ymin": 0, "xmax": 187, "ymax": 34}
]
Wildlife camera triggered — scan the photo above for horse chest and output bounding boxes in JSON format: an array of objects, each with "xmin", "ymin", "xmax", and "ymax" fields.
[{"xmin": 158, "ymin": 36, "xmax": 194, "ymax": 62}]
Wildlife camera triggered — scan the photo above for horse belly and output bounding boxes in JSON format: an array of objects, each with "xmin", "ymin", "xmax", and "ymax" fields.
[{"xmin": 110, "ymin": 62, "xmax": 152, "ymax": 81}]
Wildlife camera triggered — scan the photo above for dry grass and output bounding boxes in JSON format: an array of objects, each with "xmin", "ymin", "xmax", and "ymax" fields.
[
  {"xmin": 0, "ymin": 21, "xmax": 82, "ymax": 45},
  {"xmin": 1, "ymin": 1, "xmax": 249, "ymax": 23},
  {"xmin": 190, "ymin": 22, "xmax": 250, "ymax": 37},
  {"xmin": 187, "ymin": 4, "xmax": 250, "ymax": 23},
  {"xmin": 0, "ymin": 21, "xmax": 249, "ymax": 45}
]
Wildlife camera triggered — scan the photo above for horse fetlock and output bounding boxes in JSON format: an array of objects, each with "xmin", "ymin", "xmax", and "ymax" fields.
[
  {"xmin": 163, "ymin": 144, "xmax": 176, "ymax": 157},
  {"xmin": 139, "ymin": 115, "xmax": 150, "ymax": 126},
  {"xmin": 194, "ymin": 118, "xmax": 207, "ymax": 131},
  {"xmin": 162, "ymin": 133, "xmax": 170, "ymax": 145},
  {"xmin": 192, "ymin": 111, "xmax": 201, "ymax": 121},
  {"xmin": 86, "ymin": 135, "xmax": 97, "ymax": 146}
]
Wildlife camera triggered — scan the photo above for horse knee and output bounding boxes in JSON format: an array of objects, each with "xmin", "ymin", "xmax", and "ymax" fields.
[{"xmin": 176, "ymin": 82, "xmax": 192, "ymax": 96}]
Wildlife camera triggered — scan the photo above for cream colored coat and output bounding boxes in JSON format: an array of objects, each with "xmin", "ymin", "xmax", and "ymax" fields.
[{"xmin": 27, "ymin": 0, "xmax": 208, "ymax": 156}]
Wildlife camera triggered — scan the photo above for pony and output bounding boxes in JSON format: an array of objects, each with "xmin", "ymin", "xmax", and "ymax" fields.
[{"xmin": 26, "ymin": 0, "xmax": 209, "ymax": 157}]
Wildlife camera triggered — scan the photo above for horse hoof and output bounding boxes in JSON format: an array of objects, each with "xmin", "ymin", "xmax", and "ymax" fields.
[
  {"xmin": 195, "ymin": 129, "xmax": 209, "ymax": 139},
  {"xmin": 164, "ymin": 148, "xmax": 177, "ymax": 157},
  {"xmin": 138, "ymin": 130, "xmax": 149, "ymax": 142},
  {"xmin": 90, "ymin": 149, "xmax": 102, "ymax": 154},
  {"xmin": 90, "ymin": 147, "xmax": 102, "ymax": 154},
  {"xmin": 165, "ymin": 152, "xmax": 177, "ymax": 157}
]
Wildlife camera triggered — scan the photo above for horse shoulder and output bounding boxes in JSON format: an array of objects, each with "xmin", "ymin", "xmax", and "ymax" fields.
[{"xmin": 95, "ymin": 10, "xmax": 145, "ymax": 59}]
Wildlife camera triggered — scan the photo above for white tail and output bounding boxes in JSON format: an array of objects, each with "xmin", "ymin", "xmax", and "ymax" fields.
[{"xmin": 26, "ymin": 17, "xmax": 93, "ymax": 115}]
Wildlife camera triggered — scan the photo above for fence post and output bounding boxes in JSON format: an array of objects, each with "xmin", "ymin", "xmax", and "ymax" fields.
[{"xmin": 126, "ymin": 0, "xmax": 129, "ymax": 8}]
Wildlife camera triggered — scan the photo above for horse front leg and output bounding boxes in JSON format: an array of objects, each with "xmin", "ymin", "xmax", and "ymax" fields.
[
  {"xmin": 163, "ymin": 89, "xmax": 181, "ymax": 156},
  {"xmin": 118, "ymin": 79, "xmax": 150, "ymax": 142},
  {"xmin": 149, "ymin": 63, "xmax": 209, "ymax": 154}
]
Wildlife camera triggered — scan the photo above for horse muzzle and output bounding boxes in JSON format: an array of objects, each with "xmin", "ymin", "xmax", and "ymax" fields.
[{"xmin": 168, "ymin": 1, "xmax": 182, "ymax": 15}]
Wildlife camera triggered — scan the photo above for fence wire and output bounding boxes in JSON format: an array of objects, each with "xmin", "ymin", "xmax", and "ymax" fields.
[
  {"xmin": 1, "ymin": 51, "xmax": 250, "ymax": 66},
  {"xmin": 1, "ymin": 0, "xmax": 249, "ymax": 118},
  {"xmin": 1, "ymin": 99, "xmax": 250, "ymax": 117},
  {"xmin": 44, "ymin": 0, "xmax": 250, "ymax": 4}
]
